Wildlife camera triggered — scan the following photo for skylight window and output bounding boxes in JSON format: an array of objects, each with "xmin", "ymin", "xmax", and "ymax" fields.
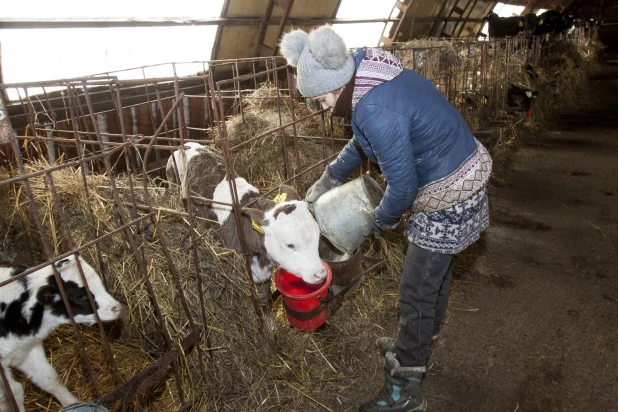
[
  {"xmin": 479, "ymin": 2, "xmax": 526, "ymax": 40},
  {"xmin": 0, "ymin": 0, "xmax": 224, "ymax": 100},
  {"xmin": 3, "ymin": 0, "xmax": 224, "ymax": 19},
  {"xmin": 333, "ymin": 0, "xmax": 396, "ymax": 48}
]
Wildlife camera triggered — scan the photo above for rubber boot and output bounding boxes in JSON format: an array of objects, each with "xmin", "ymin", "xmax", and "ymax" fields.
[
  {"xmin": 375, "ymin": 322, "xmax": 443, "ymax": 358},
  {"xmin": 359, "ymin": 351, "xmax": 427, "ymax": 412},
  {"xmin": 375, "ymin": 334, "xmax": 439, "ymax": 357}
]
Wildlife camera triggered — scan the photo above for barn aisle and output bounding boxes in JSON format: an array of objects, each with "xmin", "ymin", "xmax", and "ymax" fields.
[{"xmin": 424, "ymin": 57, "xmax": 618, "ymax": 412}]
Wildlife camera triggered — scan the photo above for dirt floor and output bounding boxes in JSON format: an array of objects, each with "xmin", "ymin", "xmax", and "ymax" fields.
[{"xmin": 410, "ymin": 56, "xmax": 618, "ymax": 412}]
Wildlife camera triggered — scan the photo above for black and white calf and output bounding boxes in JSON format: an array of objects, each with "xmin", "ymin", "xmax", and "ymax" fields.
[
  {"xmin": 0, "ymin": 255, "xmax": 121, "ymax": 411},
  {"xmin": 166, "ymin": 143, "xmax": 327, "ymax": 292}
]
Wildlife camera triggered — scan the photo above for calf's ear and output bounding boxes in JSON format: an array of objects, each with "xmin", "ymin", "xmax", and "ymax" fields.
[
  {"xmin": 37, "ymin": 285, "xmax": 60, "ymax": 305},
  {"xmin": 56, "ymin": 253, "xmax": 79, "ymax": 270},
  {"xmin": 242, "ymin": 208, "xmax": 269, "ymax": 227},
  {"xmin": 278, "ymin": 185, "xmax": 300, "ymax": 201}
]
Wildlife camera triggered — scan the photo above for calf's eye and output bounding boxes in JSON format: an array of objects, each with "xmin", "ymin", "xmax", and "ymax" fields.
[
  {"xmin": 76, "ymin": 294, "xmax": 88, "ymax": 302},
  {"xmin": 286, "ymin": 244, "xmax": 296, "ymax": 250}
]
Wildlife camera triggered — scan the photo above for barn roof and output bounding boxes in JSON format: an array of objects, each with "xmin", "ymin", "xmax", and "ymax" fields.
[{"xmin": 0, "ymin": 0, "xmax": 613, "ymax": 63}]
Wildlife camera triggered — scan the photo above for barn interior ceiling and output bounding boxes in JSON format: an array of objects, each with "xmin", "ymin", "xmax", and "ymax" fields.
[
  {"xmin": 209, "ymin": 0, "xmax": 608, "ymax": 59},
  {"xmin": 0, "ymin": 0, "xmax": 613, "ymax": 64}
]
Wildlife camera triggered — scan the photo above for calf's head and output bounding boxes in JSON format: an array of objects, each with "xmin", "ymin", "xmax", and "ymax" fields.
[
  {"xmin": 37, "ymin": 255, "xmax": 122, "ymax": 324},
  {"xmin": 244, "ymin": 195, "xmax": 326, "ymax": 285}
]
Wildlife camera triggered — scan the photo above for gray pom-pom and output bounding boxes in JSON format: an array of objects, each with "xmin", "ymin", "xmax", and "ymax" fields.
[
  {"xmin": 280, "ymin": 29, "xmax": 309, "ymax": 67},
  {"xmin": 308, "ymin": 25, "xmax": 349, "ymax": 70}
]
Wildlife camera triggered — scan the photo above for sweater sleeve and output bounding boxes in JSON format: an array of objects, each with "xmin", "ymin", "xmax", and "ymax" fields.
[
  {"xmin": 355, "ymin": 104, "xmax": 418, "ymax": 227},
  {"xmin": 326, "ymin": 135, "xmax": 366, "ymax": 182}
]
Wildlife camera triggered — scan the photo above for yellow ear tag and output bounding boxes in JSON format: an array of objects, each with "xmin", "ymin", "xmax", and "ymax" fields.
[
  {"xmin": 539, "ymin": 19, "xmax": 543, "ymax": 25},
  {"xmin": 273, "ymin": 193, "xmax": 287, "ymax": 203},
  {"xmin": 518, "ymin": 20, "xmax": 524, "ymax": 27},
  {"xmin": 251, "ymin": 218, "xmax": 265, "ymax": 234}
]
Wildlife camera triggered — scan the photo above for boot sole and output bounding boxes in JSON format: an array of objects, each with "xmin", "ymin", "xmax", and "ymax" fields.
[{"xmin": 413, "ymin": 399, "xmax": 427, "ymax": 411}]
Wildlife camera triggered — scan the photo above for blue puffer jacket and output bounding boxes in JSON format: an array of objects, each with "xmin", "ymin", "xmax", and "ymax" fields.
[{"xmin": 328, "ymin": 49, "xmax": 477, "ymax": 228}]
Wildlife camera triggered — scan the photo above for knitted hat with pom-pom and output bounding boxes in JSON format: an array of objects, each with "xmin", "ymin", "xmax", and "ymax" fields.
[{"xmin": 280, "ymin": 25, "xmax": 355, "ymax": 98}]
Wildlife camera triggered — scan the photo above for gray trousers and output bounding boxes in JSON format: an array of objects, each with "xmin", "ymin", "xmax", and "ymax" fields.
[{"xmin": 394, "ymin": 241, "xmax": 454, "ymax": 367}]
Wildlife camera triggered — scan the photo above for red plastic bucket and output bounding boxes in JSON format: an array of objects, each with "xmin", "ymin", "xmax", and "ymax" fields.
[{"xmin": 274, "ymin": 262, "xmax": 332, "ymax": 330}]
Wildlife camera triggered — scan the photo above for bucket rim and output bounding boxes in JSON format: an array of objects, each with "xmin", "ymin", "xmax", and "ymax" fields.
[{"xmin": 274, "ymin": 261, "xmax": 332, "ymax": 300}]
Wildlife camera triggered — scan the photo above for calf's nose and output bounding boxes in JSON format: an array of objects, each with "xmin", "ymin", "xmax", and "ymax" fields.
[
  {"xmin": 313, "ymin": 266, "xmax": 327, "ymax": 282},
  {"xmin": 112, "ymin": 305, "xmax": 122, "ymax": 314}
]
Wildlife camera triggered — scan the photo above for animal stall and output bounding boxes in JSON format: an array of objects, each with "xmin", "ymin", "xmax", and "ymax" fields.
[{"xmin": 0, "ymin": 55, "xmax": 358, "ymax": 411}]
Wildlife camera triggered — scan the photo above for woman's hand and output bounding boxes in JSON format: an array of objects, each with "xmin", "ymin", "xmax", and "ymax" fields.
[{"xmin": 305, "ymin": 168, "xmax": 341, "ymax": 211}]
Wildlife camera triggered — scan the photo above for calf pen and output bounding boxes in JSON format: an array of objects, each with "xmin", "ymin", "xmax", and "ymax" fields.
[{"xmin": 0, "ymin": 29, "xmax": 602, "ymax": 411}]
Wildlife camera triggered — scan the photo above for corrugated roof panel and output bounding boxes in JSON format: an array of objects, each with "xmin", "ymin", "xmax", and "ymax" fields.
[
  {"xmin": 214, "ymin": 24, "xmax": 315, "ymax": 61},
  {"xmin": 289, "ymin": 0, "xmax": 337, "ymax": 18},
  {"xmin": 226, "ymin": 0, "xmax": 271, "ymax": 17},
  {"xmin": 213, "ymin": 0, "xmax": 339, "ymax": 60},
  {"xmin": 225, "ymin": 0, "xmax": 337, "ymax": 18}
]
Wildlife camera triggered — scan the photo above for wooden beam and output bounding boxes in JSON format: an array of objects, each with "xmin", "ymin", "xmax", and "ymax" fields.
[
  {"xmin": 0, "ymin": 16, "xmax": 488, "ymax": 30},
  {"xmin": 254, "ymin": 0, "xmax": 277, "ymax": 57},
  {"xmin": 211, "ymin": 0, "xmax": 233, "ymax": 61},
  {"xmin": 271, "ymin": 0, "xmax": 295, "ymax": 56}
]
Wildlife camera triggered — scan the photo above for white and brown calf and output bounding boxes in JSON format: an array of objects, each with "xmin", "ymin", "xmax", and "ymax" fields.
[
  {"xmin": 0, "ymin": 255, "xmax": 121, "ymax": 412},
  {"xmin": 166, "ymin": 143, "xmax": 327, "ymax": 290}
]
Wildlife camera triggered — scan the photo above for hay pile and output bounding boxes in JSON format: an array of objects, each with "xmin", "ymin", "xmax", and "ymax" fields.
[
  {"xmin": 21, "ymin": 326, "xmax": 168, "ymax": 411},
  {"xmin": 1, "ymin": 160, "xmax": 251, "ymax": 411},
  {"xmin": 528, "ymin": 38, "xmax": 600, "ymax": 127},
  {"xmin": 224, "ymin": 84, "xmax": 348, "ymax": 193}
]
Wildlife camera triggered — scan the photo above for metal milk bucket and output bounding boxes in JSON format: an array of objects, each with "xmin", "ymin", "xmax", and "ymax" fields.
[{"xmin": 313, "ymin": 174, "xmax": 384, "ymax": 255}]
